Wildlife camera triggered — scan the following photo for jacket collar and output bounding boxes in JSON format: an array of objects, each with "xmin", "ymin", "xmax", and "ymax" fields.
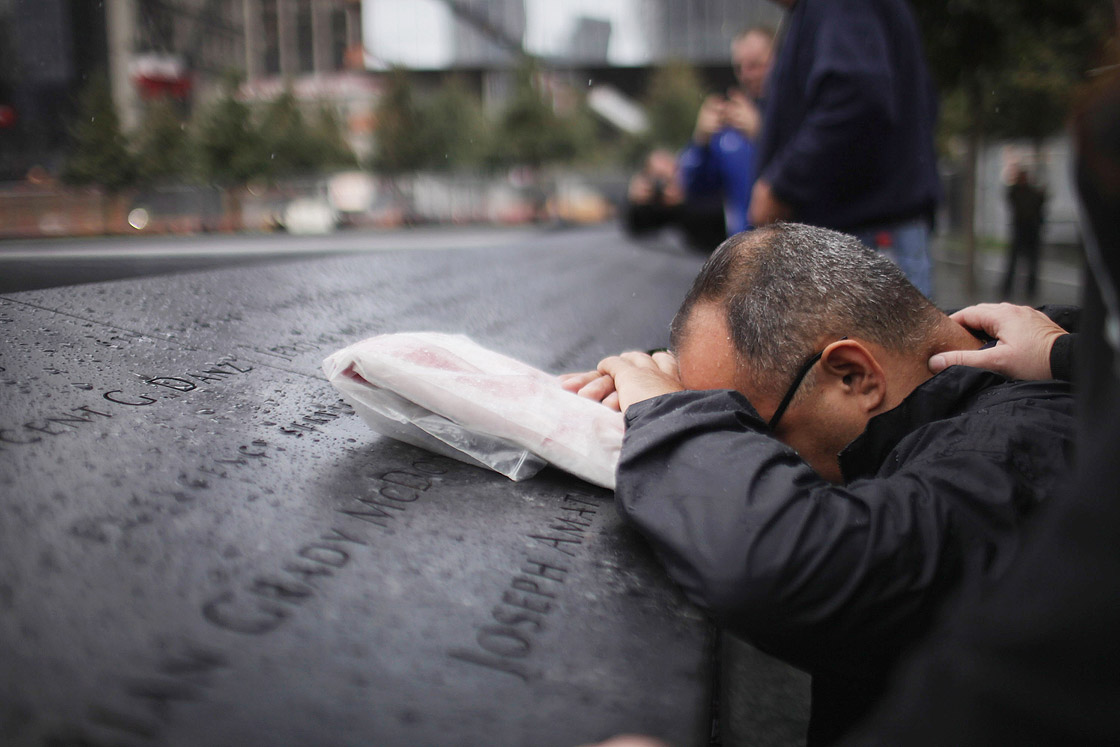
[{"xmin": 839, "ymin": 366, "xmax": 1008, "ymax": 482}]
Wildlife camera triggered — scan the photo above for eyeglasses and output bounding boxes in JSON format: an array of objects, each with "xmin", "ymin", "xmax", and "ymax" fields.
[{"xmin": 767, "ymin": 337, "xmax": 846, "ymax": 431}]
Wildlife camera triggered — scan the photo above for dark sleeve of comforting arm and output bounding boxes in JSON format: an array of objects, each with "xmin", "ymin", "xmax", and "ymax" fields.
[
  {"xmin": 614, "ymin": 388, "xmax": 1043, "ymax": 678},
  {"xmin": 1038, "ymin": 304, "xmax": 1079, "ymax": 382},
  {"xmin": 1050, "ymin": 333, "xmax": 1077, "ymax": 382}
]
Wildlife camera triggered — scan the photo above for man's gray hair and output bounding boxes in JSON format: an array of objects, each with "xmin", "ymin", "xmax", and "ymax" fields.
[{"xmin": 670, "ymin": 222, "xmax": 943, "ymax": 399}]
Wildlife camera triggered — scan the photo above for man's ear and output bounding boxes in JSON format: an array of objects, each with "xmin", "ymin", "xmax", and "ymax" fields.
[{"xmin": 818, "ymin": 340, "xmax": 886, "ymax": 414}]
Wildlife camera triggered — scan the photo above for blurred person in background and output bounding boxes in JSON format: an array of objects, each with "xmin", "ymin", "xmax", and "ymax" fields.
[
  {"xmin": 624, "ymin": 147, "xmax": 726, "ymax": 252},
  {"xmin": 750, "ymin": 0, "xmax": 940, "ymax": 298},
  {"xmin": 1002, "ymin": 166, "xmax": 1048, "ymax": 301},
  {"xmin": 678, "ymin": 26, "xmax": 776, "ymax": 237}
]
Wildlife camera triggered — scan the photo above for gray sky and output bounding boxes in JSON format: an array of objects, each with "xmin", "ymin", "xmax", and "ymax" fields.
[{"xmin": 363, "ymin": 0, "xmax": 650, "ymax": 68}]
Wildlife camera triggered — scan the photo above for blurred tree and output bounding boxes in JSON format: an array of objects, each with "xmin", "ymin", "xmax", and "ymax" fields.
[
  {"xmin": 419, "ymin": 76, "xmax": 490, "ymax": 171},
  {"xmin": 911, "ymin": 0, "xmax": 1111, "ymax": 292},
  {"xmin": 373, "ymin": 64, "xmax": 595, "ymax": 177},
  {"xmin": 257, "ymin": 88, "xmax": 317, "ymax": 177},
  {"xmin": 495, "ymin": 60, "xmax": 588, "ymax": 169},
  {"xmin": 133, "ymin": 97, "xmax": 192, "ymax": 184},
  {"xmin": 308, "ymin": 104, "xmax": 359, "ymax": 172},
  {"xmin": 256, "ymin": 89, "xmax": 356, "ymax": 177},
  {"xmin": 193, "ymin": 75, "xmax": 267, "ymax": 186},
  {"xmin": 192, "ymin": 74, "xmax": 267, "ymax": 230},
  {"xmin": 642, "ymin": 60, "xmax": 705, "ymax": 152},
  {"xmin": 560, "ymin": 91, "xmax": 601, "ymax": 166},
  {"xmin": 62, "ymin": 74, "xmax": 136, "ymax": 191},
  {"xmin": 371, "ymin": 67, "xmax": 429, "ymax": 174}
]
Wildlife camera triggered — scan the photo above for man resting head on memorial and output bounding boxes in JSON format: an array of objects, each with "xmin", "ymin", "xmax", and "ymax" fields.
[{"xmin": 561, "ymin": 222, "xmax": 1075, "ymax": 745}]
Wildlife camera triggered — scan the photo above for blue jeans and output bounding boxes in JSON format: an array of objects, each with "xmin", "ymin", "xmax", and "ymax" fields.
[{"xmin": 855, "ymin": 219, "xmax": 934, "ymax": 299}]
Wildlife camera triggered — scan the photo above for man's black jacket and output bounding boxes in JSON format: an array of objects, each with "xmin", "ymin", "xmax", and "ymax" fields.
[{"xmin": 615, "ymin": 366, "xmax": 1075, "ymax": 744}]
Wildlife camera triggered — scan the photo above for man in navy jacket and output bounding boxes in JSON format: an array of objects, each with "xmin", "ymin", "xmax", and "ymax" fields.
[{"xmin": 750, "ymin": 0, "xmax": 941, "ymax": 297}]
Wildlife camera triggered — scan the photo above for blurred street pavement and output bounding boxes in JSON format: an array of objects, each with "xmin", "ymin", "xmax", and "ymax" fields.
[
  {"xmin": 0, "ymin": 224, "xmax": 1085, "ymax": 312},
  {"xmin": 932, "ymin": 237, "xmax": 1083, "ymax": 310}
]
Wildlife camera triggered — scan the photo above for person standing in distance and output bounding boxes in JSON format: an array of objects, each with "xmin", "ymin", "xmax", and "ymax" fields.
[
  {"xmin": 749, "ymin": 0, "xmax": 941, "ymax": 298},
  {"xmin": 1002, "ymin": 167, "xmax": 1047, "ymax": 301}
]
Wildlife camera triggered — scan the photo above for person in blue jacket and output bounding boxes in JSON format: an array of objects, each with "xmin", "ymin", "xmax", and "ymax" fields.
[
  {"xmin": 749, "ymin": 0, "xmax": 941, "ymax": 298},
  {"xmin": 678, "ymin": 26, "xmax": 775, "ymax": 237}
]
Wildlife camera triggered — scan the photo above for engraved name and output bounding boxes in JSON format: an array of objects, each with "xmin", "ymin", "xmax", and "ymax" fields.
[
  {"xmin": 336, "ymin": 458, "xmax": 449, "ymax": 529},
  {"xmin": 448, "ymin": 492, "xmax": 600, "ymax": 681},
  {"xmin": 0, "ymin": 357, "xmax": 253, "ymax": 448},
  {"xmin": 278, "ymin": 399, "xmax": 355, "ymax": 436},
  {"xmin": 201, "ymin": 527, "xmax": 368, "ymax": 635},
  {"xmin": 200, "ymin": 456, "xmax": 453, "ymax": 635},
  {"xmin": 239, "ymin": 339, "xmax": 322, "ymax": 362},
  {"xmin": 79, "ymin": 642, "xmax": 228, "ymax": 745}
]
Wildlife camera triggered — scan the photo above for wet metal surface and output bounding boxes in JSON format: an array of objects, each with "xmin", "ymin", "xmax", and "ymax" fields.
[{"xmin": 0, "ymin": 229, "xmax": 713, "ymax": 747}]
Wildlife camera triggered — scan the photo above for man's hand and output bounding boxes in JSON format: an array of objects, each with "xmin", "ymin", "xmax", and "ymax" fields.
[
  {"xmin": 559, "ymin": 369, "xmax": 621, "ymax": 411},
  {"xmin": 748, "ymin": 179, "xmax": 793, "ymax": 226},
  {"xmin": 693, "ymin": 94, "xmax": 725, "ymax": 146},
  {"xmin": 560, "ymin": 352, "xmax": 682, "ymax": 413},
  {"xmin": 724, "ymin": 88, "xmax": 762, "ymax": 139},
  {"xmin": 929, "ymin": 303, "xmax": 1068, "ymax": 380},
  {"xmin": 596, "ymin": 351, "xmax": 683, "ymax": 414}
]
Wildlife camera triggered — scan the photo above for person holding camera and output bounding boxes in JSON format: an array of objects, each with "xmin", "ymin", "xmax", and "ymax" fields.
[
  {"xmin": 623, "ymin": 148, "xmax": 727, "ymax": 252},
  {"xmin": 678, "ymin": 26, "xmax": 775, "ymax": 237}
]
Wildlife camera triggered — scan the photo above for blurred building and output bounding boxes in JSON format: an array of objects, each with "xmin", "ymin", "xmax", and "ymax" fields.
[
  {"xmin": 646, "ymin": 0, "xmax": 783, "ymax": 65},
  {"xmin": 118, "ymin": 0, "xmax": 363, "ymax": 124},
  {"xmin": 398, "ymin": 0, "xmax": 782, "ymax": 113},
  {"xmin": 0, "ymin": 0, "xmax": 367, "ymax": 180},
  {"xmin": 450, "ymin": 0, "xmax": 526, "ymax": 67},
  {"xmin": 0, "ymin": 0, "xmax": 109, "ymax": 179},
  {"xmin": 422, "ymin": 0, "xmax": 782, "ymax": 71},
  {"xmin": 243, "ymin": 0, "xmax": 363, "ymax": 79},
  {"xmin": 569, "ymin": 17, "xmax": 612, "ymax": 66},
  {"xmin": 236, "ymin": 0, "xmax": 371, "ymax": 160}
]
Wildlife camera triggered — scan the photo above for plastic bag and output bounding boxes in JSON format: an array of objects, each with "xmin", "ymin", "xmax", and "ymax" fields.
[{"xmin": 322, "ymin": 332, "xmax": 624, "ymax": 489}]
